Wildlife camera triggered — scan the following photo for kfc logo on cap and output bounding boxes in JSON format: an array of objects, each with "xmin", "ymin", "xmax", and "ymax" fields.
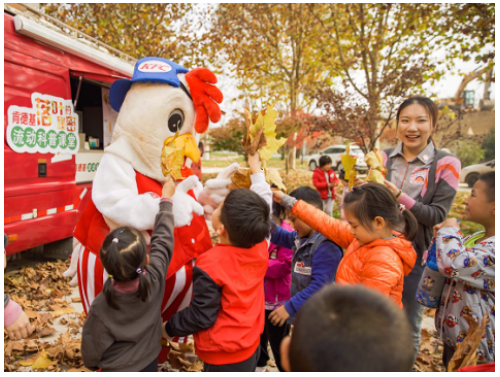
[{"xmin": 138, "ymin": 60, "xmax": 172, "ymax": 73}]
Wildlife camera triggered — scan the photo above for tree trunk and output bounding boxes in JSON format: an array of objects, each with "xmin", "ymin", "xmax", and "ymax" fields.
[{"xmin": 483, "ymin": 69, "xmax": 493, "ymax": 100}]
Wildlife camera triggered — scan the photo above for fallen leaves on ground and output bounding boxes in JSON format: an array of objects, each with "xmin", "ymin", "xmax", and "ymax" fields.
[
  {"xmin": 413, "ymin": 308, "xmax": 446, "ymax": 372},
  {"xmin": 4, "ymin": 259, "xmax": 88, "ymax": 372}
]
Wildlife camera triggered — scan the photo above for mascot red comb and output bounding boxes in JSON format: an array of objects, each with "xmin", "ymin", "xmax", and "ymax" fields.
[{"xmin": 63, "ymin": 57, "xmax": 239, "ymax": 363}]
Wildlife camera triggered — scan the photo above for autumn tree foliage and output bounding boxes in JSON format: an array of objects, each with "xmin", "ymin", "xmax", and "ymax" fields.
[
  {"xmin": 208, "ymin": 117, "xmax": 247, "ymax": 158},
  {"xmin": 42, "ymin": 3, "xmax": 201, "ymax": 65},
  {"xmin": 205, "ymin": 4, "xmax": 325, "ymax": 113},
  {"xmin": 304, "ymin": 4, "xmax": 446, "ymax": 153},
  {"xmin": 303, "ymin": 3, "xmax": 495, "ymax": 153}
]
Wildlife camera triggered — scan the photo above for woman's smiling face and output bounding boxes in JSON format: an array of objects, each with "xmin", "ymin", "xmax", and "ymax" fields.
[{"xmin": 397, "ymin": 104, "xmax": 434, "ymax": 154}]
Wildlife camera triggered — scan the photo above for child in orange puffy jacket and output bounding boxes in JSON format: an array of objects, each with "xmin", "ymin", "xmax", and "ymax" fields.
[{"xmin": 273, "ymin": 182, "xmax": 418, "ymax": 308}]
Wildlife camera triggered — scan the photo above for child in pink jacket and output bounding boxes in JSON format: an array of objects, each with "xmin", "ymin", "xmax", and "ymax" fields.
[{"xmin": 257, "ymin": 201, "xmax": 293, "ymax": 372}]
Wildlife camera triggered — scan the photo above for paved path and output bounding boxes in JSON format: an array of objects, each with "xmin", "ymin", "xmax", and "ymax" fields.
[{"xmin": 457, "ymin": 183, "xmax": 471, "ymax": 192}]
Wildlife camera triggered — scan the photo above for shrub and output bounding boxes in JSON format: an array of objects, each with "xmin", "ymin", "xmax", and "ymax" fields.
[
  {"xmin": 481, "ymin": 127, "xmax": 495, "ymax": 162},
  {"xmin": 456, "ymin": 140, "xmax": 485, "ymax": 168}
]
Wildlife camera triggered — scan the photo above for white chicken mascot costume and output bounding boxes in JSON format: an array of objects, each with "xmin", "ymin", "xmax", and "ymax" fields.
[{"xmin": 64, "ymin": 57, "xmax": 237, "ymax": 363}]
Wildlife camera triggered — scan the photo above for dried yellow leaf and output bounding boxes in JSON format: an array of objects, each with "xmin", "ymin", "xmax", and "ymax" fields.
[
  {"xmin": 247, "ymin": 105, "xmax": 286, "ymax": 168},
  {"xmin": 365, "ymin": 169, "xmax": 385, "ymax": 184},
  {"xmin": 161, "ymin": 130, "xmax": 184, "ymax": 179},
  {"xmin": 19, "ymin": 354, "xmax": 38, "ymax": 367},
  {"xmin": 31, "ymin": 349, "xmax": 52, "ymax": 370},
  {"xmin": 266, "ymin": 168, "xmax": 287, "ymax": 192},
  {"xmin": 364, "ymin": 148, "xmax": 388, "ymax": 184},
  {"xmin": 51, "ymin": 307, "xmax": 75, "ymax": 318},
  {"xmin": 341, "ymin": 144, "xmax": 358, "ymax": 190}
]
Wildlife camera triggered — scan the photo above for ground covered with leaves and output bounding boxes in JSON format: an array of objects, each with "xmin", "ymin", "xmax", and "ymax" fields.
[
  {"xmin": 414, "ymin": 308, "xmax": 446, "ymax": 372},
  {"xmin": 4, "ymin": 260, "xmax": 90, "ymax": 372},
  {"xmin": 4, "ymin": 177, "xmax": 479, "ymax": 372}
]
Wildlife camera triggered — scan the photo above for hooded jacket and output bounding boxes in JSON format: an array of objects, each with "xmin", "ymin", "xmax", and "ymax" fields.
[
  {"xmin": 312, "ymin": 167, "xmax": 339, "ymax": 200},
  {"xmin": 264, "ymin": 220, "xmax": 293, "ymax": 304},
  {"xmin": 280, "ymin": 196, "xmax": 417, "ymax": 308}
]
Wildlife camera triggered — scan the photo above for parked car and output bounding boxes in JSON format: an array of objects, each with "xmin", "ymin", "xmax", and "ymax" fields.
[
  {"xmin": 307, "ymin": 145, "xmax": 368, "ymax": 174},
  {"xmin": 460, "ymin": 160, "xmax": 495, "ymax": 188}
]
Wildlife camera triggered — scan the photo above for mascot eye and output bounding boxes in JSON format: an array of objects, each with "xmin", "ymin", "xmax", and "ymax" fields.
[{"xmin": 168, "ymin": 109, "xmax": 184, "ymax": 133}]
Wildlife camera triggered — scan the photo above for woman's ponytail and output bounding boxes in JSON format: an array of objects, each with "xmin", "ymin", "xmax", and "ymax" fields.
[
  {"xmin": 137, "ymin": 270, "xmax": 151, "ymax": 303},
  {"xmin": 401, "ymin": 208, "xmax": 418, "ymax": 241}
]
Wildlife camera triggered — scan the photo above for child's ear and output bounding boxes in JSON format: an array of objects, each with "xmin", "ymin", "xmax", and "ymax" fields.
[
  {"xmin": 374, "ymin": 216, "xmax": 386, "ymax": 230},
  {"xmin": 216, "ymin": 224, "xmax": 226, "ymax": 237},
  {"xmin": 280, "ymin": 336, "xmax": 292, "ymax": 372}
]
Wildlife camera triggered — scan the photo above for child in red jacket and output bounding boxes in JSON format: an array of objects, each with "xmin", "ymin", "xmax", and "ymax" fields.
[
  {"xmin": 163, "ymin": 151, "xmax": 273, "ymax": 372},
  {"xmin": 312, "ymin": 155, "xmax": 339, "ymax": 216}
]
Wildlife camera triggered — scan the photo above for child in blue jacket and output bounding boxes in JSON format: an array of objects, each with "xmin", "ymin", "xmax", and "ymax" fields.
[{"xmin": 268, "ymin": 187, "xmax": 343, "ymax": 326}]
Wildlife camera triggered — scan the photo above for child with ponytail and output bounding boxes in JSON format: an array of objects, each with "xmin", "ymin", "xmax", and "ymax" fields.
[
  {"xmin": 82, "ymin": 177, "xmax": 176, "ymax": 372},
  {"xmin": 273, "ymin": 183, "xmax": 418, "ymax": 308}
]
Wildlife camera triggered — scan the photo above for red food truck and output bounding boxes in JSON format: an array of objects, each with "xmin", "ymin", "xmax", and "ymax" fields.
[{"xmin": 4, "ymin": 4, "xmax": 203, "ymax": 258}]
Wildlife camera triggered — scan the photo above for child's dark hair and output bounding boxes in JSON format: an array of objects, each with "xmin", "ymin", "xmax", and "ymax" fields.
[
  {"xmin": 397, "ymin": 96, "xmax": 438, "ymax": 145},
  {"xmin": 270, "ymin": 185, "xmax": 286, "ymax": 220},
  {"xmin": 338, "ymin": 168, "xmax": 347, "ymax": 182},
  {"xmin": 319, "ymin": 155, "xmax": 333, "ymax": 168},
  {"xmin": 478, "ymin": 171, "xmax": 495, "ymax": 202},
  {"xmin": 289, "ymin": 285, "xmax": 414, "ymax": 372},
  {"xmin": 100, "ymin": 227, "xmax": 150, "ymax": 310},
  {"xmin": 272, "ymin": 200, "xmax": 285, "ymax": 220},
  {"xmin": 220, "ymin": 188, "xmax": 271, "ymax": 248},
  {"xmin": 289, "ymin": 186, "xmax": 323, "ymax": 210},
  {"xmin": 343, "ymin": 183, "xmax": 418, "ymax": 241}
]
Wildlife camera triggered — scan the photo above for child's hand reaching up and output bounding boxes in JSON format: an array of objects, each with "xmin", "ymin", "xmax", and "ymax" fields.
[
  {"xmin": 247, "ymin": 151, "xmax": 262, "ymax": 175},
  {"xmin": 269, "ymin": 305, "xmax": 290, "ymax": 327},
  {"xmin": 162, "ymin": 176, "xmax": 176, "ymax": 199},
  {"xmin": 272, "ymin": 189, "xmax": 285, "ymax": 203},
  {"xmin": 433, "ymin": 218, "xmax": 460, "ymax": 236},
  {"xmin": 242, "ymin": 127, "xmax": 266, "ymax": 175}
]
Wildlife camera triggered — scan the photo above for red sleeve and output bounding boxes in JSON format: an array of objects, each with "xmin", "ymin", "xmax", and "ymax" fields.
[{"xmin": 312, "ymin": 170, "xmax": 328, "ymax": 189}]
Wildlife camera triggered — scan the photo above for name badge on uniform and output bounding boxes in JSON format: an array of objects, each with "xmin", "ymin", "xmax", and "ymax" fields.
[{"xmin": 294, "ymin": 261, "xmax": 311, "ymax": 275}]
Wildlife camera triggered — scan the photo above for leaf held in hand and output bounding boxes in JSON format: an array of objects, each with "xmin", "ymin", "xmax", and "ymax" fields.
[
  {"xmin": 245, "ymin": 105, "xmax": 286, "ymax": 168},
  {"xmin": 341, "ymin": 144, "xmax": 358, "ymax": 181},
  {"xmin": 447, "ymin": 313, "xmax": 488, "ymax": 372},
  {"xmin": 161, "ymin": 131, "xmax": 185, "ymax": 180},
  {"xmin": 229, "ymin": 168, "xmax": 252, "ymax": 190},
  {"xmin": 364, "ymin": 148, "xmax": 387, "ymax": 184}
]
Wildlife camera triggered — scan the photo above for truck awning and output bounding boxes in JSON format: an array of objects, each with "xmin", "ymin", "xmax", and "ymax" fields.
[{"xmin": 70, "ymin": 71, "xmax": 129, "ymax": 85}]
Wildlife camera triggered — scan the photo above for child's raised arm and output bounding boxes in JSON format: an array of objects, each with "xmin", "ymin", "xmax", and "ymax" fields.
[
  {"xmin": 146, "ymin": 176, "xmax": 177, "ymax": 283},
  {"xmin": 274, "ymin": 191, "xmax": 354, "ymax": 249},
  {"xmin": 248, "ymin": 151, "xmax": 273, "ymax": 245}
]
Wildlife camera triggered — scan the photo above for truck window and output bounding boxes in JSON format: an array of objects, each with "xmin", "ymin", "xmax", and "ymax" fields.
[{"xmin": 70, "ymin": 76, "xmax": 111, "ymax": 151}]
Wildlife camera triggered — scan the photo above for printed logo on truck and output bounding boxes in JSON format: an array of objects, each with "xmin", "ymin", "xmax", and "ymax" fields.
[{"xmin": 7, "ymin": 93, "xmax": 80, "ymax": 155}]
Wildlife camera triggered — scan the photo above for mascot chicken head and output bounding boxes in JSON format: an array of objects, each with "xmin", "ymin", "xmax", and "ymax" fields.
[{"xmin": 107, "ymin": 57, "xmax": 223, "ymax": 183}]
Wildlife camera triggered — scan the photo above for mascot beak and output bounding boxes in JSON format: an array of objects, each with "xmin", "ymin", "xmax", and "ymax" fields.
[{"xmin": 164, "ymin": 133, "xmax": 201, "ymax": 164}]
